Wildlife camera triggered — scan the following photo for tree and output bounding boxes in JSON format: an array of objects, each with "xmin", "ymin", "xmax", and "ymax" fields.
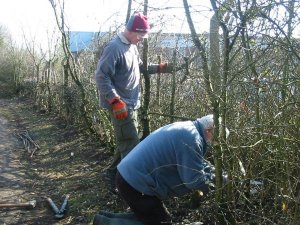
[{"xmin": 49, "ymin": 0, "xmax": 94, "ymax": 132}]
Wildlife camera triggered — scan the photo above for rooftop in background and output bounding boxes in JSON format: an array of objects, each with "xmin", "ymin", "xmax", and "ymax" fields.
[
  {"xmin": 69, "ymin": 31, "xmax": 107, "ymax": 53},
  {"xmin": 69, "ymin": 31, "xmax": 195, "ymax": 53}
]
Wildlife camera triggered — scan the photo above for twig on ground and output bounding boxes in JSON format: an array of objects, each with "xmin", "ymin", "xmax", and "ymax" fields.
[{"xmin": 14, "ymin": 130, "xmax": 40, "ymax": 157}]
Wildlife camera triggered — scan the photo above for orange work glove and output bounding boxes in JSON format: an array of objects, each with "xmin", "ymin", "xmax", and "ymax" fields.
[
  {"xmin": 157, "ymin": 63, "xmax": 174, "ymax": 73},
  {"xmin": 109, "ymin": 97, "xmax": 128, "ymax": 120}
]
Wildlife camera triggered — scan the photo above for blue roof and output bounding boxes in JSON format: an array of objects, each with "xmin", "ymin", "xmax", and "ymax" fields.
[
  {"xmin": 69, "ymin": 31, "xmax": 195, "ymax": 53},
  {"xmin": 69, "ymin": 31, "xmax": 106, "ymax": 53}
]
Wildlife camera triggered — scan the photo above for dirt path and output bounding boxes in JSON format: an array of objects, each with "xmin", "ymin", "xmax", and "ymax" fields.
[
  {"xmin": 0, "ymin": 99, "xmax": 33, "ymax": 224},
  {"xmin": 0, "ymin": 99, "xmax": 57, "ymax": 225},
  {"xmin": 0, "ymin": 98, "xmax": 121, "ymax": 225}
]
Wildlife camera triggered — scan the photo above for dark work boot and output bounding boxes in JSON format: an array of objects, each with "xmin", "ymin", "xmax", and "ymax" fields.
[
  {"xmin": 93, "ymin": 214, "xmax": 143, "ymax": 225},
  {"xmin": 101, "ymin": 170, "xmax": 118, "ymax": 195},
  {"xmin": 93, "ymin": 214, "xmax": 109, "ymax": 225},
  {"xmin": 98, "ymin": 210, "xmax": 136, "ymax": 219}
]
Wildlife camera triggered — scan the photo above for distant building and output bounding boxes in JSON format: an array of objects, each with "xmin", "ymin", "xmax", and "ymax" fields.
[
  {"xmin": 69, "ymin": 31, "xmax": 196, "ymax": 55},
  {"xmin": 69, "ymin": 31, "xmax": 107, "ymax": 54}
]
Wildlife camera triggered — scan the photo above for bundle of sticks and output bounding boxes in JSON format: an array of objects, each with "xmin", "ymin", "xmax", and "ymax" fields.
[{"xmin": 15, "ymin": 130, "xmax": 40, "ymax": 157}]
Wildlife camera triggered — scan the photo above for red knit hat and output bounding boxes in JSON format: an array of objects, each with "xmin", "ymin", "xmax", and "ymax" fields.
[{"xmin": 126, "ymin": 13, "xmax": 150, "ymax": 33}]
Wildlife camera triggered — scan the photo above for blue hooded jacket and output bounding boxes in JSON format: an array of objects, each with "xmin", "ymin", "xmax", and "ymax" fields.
[{"xmin": 117, "ymin": 119, "xmax": 215, "ymax": 200}]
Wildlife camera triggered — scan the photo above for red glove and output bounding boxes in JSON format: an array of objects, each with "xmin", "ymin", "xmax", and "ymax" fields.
[
  {"xmin": 157, "ymin": 63, "xmax": 174, "ymax": 73},
  {"xmin": 157, "ymin": 63, "xmax": 168, "ymax": 74},
  {"xmin": 109, "ymin": 97, "xmax": 128, "ymax": 120}
]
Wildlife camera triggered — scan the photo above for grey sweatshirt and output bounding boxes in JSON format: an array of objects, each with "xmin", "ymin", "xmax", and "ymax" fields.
[{"xmin": 95, "ymin": 33, "xmax": 158, "ymax": 109}]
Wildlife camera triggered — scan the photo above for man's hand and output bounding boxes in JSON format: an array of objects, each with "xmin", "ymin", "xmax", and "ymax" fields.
[
  {"xmin": 157, "ymin": 63, "xmax": 174, "ymax": 74},
  {"xmin": 209, "ymin": 170, "xmax": 228, "ymax": 189},
  {"xmin": 109, "ymin": 97, "xmax": 128, "ymax": 120}
]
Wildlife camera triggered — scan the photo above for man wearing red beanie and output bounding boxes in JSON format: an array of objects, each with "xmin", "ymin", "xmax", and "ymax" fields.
[{"xmin": 95, "ymin": 13, "xmax": 173, "ymax": 195}]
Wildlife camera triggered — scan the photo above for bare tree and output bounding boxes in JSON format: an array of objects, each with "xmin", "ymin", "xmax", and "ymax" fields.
[{"xmin": 48, "ymin": 0, "xmax": 94, "ymax": 132}]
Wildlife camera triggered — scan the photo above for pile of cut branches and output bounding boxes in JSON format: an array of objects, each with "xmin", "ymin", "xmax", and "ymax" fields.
[{"xmin": 15, "ymin": 130, "xmax": 40, "ymax": 157}]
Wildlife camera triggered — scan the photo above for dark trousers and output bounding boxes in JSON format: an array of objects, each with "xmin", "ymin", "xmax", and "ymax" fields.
[{"xmin": 116, "ymin": 171, "xmax": 172, "ymax": 225}]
